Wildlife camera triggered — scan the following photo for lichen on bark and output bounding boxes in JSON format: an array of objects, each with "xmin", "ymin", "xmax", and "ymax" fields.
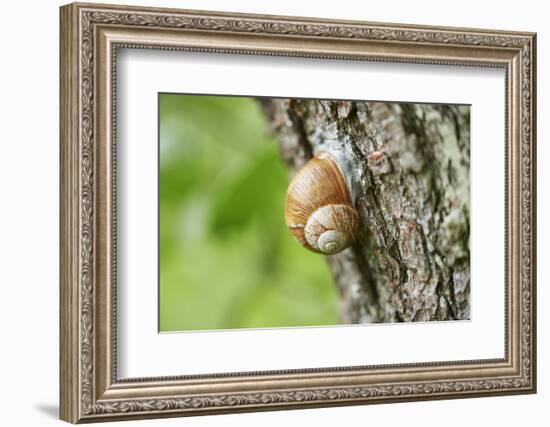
[{"xmin": 261, "ymin": 98, "xmax": 470, "ymax": 323}]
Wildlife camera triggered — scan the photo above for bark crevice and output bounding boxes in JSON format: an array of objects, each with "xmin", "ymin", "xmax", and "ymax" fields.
[{"xmin": 261, "ymin": 99, "xmax": 470, "ymax": 323}]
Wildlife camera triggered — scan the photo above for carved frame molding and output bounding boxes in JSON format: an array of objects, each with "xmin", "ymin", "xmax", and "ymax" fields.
[{"xmin": 60, "ymin": 2, "xmax": 536, "ymax": 423}]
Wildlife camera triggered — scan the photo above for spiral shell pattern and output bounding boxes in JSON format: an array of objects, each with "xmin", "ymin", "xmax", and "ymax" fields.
[{"xmin": 284, "ymin": 152, "xmax": 359, "ymax": 254}]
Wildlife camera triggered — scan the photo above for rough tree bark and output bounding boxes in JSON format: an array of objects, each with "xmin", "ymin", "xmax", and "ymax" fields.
[{"xmin": 261, "ymin": 99, "xmax": 470, "ymax": 323}]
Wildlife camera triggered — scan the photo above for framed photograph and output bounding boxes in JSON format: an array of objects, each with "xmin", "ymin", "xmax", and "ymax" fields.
[{"xmin": 60, "ymin": 2, "xmax": 537, "ymax": 423}]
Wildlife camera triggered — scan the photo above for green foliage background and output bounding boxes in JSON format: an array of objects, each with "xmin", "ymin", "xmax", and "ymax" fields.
[{"xmin": 159, "ymin": 94, "xmax": 339, "ymax": 332}]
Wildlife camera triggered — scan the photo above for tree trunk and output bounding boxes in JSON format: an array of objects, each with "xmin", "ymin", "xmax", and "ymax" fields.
[{"xmin": 261, "ymin": 99, "xmax": 470, "ymax": 323}]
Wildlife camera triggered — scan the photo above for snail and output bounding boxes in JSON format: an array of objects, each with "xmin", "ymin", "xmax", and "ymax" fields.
[{"xmin": 284, "ymin": 151, "xmax": 359, "ymax": 255}]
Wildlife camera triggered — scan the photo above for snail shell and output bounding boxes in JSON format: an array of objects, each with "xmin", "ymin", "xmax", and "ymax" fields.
[{"xmin": 284, "ymin": 152, "xmax": 359, "ymax": 255}]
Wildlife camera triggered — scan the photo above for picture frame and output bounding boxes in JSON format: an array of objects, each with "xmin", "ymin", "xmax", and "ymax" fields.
[{"xmin": 59, "ymin": 2, "xmax": 536, "ymax": 423}]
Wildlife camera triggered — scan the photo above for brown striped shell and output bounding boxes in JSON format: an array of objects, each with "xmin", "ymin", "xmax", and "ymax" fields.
[{"xmin": 284, "ymin": 152, "xmax": 359, "ymax": 254}]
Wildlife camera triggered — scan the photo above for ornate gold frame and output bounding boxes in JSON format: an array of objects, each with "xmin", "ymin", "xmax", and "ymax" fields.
[{"xmin": 60, "ymin": 2, "xmax": 537, "ymax": 423}]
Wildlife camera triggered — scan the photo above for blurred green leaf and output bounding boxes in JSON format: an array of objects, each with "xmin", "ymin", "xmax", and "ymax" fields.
[{"xmin": 159, "ymin": 94, "xmax": 339, "ymax": 332}]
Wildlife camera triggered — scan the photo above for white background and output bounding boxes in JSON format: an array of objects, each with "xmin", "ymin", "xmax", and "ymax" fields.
[
  {"xmin": 118, "ymin": 50, "xmax": 504, "ymax": 377},
  {"xmin": 0, "ymin": 0, "xmax": 546, "ymax": 426}
]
